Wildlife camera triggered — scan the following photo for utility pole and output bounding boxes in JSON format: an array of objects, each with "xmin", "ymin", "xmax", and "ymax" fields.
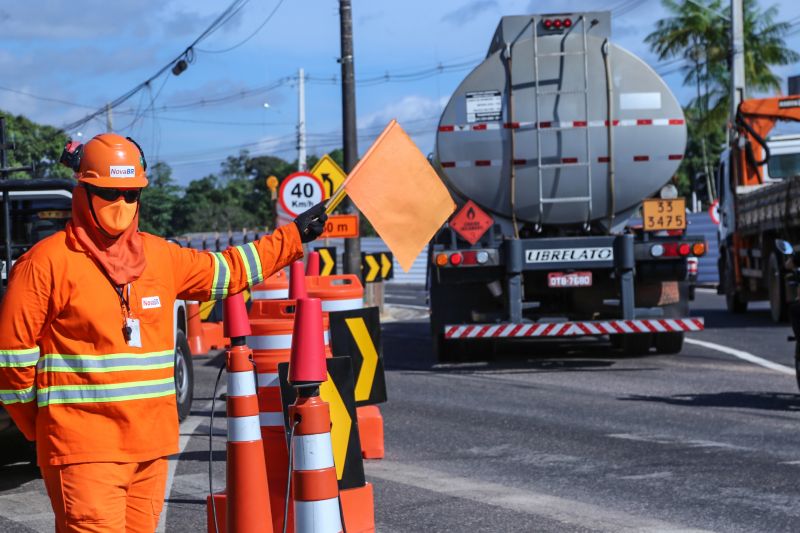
[
  {"xmin": 339, "ymin": 0, "xmax": 361, "ymax": 276},
  {"xmin": 106, "ymin": 103, "xmax": 113, "ymax": 132},
  {"xmin": 730, "ymin": 0, "xmax": 745, "ymax": 137},
  {"xmin": 297, "ymin": 68, "xmax": 307, "ymax": 171}
]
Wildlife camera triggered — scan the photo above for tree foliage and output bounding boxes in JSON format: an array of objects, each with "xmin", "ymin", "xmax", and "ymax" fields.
[
  {"xmin": 646, "ymin": 0, "xmax": 799, "ymax": 201},
  {"xmin": 0, "ymin": 111, "xmax": 72, "ymax": 180}
]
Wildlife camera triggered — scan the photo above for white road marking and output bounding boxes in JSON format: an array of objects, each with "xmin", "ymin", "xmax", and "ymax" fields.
[
  {"xmin": 157, "ymin": 383, "xmax": 227, "ymax": 532},
  {"xmin": 365, "ymin": 460, "xmax": 711, "ymax": 533},
  {"xmin": 695, "ymin": 287, "xmax": 718, "ymax": 294},
  {"xmin": 685, "ymin": 338, "xmax": 794, "ymax": 375}
]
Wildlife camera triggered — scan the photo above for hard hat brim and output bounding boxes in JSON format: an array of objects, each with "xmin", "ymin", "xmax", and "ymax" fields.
[{"xmin": 79, "ymin": 176, "xmax": 149, "ymax": 188}]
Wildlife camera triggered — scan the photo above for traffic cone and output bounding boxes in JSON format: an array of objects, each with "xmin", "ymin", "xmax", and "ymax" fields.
[
  {"xmin": 222, "ymin": 292, "xmax": 274, "ymax": 533},
  {"xmin": 306, "ymin": 251, "xmax": 321, "ymax": 276},
  {"xmin": 288, "ymin": 298, "xmax": 342, "ymax": 533},
  {"xmin": 289, "ymin": 260, "xmax": 307, "ymax": 300},
  {"xmin": 186, "ymin": 301, "xmax": 206, "ymax": 354}
]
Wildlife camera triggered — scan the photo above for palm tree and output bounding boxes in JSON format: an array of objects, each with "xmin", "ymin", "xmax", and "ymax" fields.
[{"xmin": 645, "ymin": 0, "xmax": 798, "ymax": 200}]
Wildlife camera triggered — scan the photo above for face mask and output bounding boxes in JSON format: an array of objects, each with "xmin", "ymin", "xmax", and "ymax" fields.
[{"xmin": 91, "ymin": 194, "xmax": 138, "ymax": 236}]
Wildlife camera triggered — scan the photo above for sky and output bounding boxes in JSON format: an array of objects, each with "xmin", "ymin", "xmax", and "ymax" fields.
[{"xmin": 2, "ymin": 0, "xmax": 800, "ymax": 185}]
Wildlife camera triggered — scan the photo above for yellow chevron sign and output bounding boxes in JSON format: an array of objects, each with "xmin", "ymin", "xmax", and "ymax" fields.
[
  {"xmin": 380, "ymin": 252, "xmax": 393, "ymax": 280},
  {"xmin": 320, "ymin": 371, "xmax": 351, "ymax": 480},
  {"xmin": 315, "ymin": 246, "xmax": 337, "ymax": 276},
  {"xmin": 345, "ymin": 318, "xmax": 379, "ymax": 402},
  {"xmin": 362, "ymin": 253, "xmax": 381, "ymax": 283}
]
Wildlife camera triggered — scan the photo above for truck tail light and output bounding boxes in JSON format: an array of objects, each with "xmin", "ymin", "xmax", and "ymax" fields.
[
  {"xmin": 692, "ymin": 242, "xmax": 706, "ymax": 256},
  {"xmin": 563, "ymin": 18, "xmax": 572, "ymax": 28},
  {"xmin": 476, "ymin": 251, "xmax": 489, "ymax": 264},
  {"xmin": 544, "ymin": 18, "xmax": 553, "ymax": 28},
  {"xmin": 553, "ymin": 19, "xmax": 562, "ymax": 28},
  {"xmin": 462, "ymin": 251, "xmax": 477, "ymax": 265},
  {"xmin": 435, "ymin": 253, "xmax": 448, "ymax": 266},
  {"xmin": 650, "ymin": 244, "xmax": 664, "ymax": 258},
  {"xmin": 679, "ymin": 243, "xmax": 691, "ymax": 256},
  {"xmin": 450, "ymin": 253, "xmax": 463, "ymax": 266}
]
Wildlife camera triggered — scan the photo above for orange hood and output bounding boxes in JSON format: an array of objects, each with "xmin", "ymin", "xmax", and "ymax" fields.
[{"xmin": 66, "ymin": 186, "xmax": 146, "ymax": 285}]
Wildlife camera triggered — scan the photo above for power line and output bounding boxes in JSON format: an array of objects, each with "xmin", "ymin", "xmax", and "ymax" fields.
[
  {"xmin": 62, "ymin": 0, "xmax": 254, "ymax": 132},
  {"xmin": 197, "ymin": 0, "xmax": 287, "ymax": 54}
]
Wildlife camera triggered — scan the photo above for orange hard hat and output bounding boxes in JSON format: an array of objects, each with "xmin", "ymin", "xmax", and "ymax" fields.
[{"xmin": 76, "ymin": 133, "xmax": 148, "ymax": 188}]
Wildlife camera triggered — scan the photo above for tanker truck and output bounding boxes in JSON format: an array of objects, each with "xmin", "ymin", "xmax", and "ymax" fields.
[{"xmin": 428, "ymin": 12, "xmax": 707, "ymax": 361}]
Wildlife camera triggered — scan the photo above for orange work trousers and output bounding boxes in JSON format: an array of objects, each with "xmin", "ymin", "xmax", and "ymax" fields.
[{"xmin": 41, "ymin": 458, "xmax": 168, "ymax": 533}]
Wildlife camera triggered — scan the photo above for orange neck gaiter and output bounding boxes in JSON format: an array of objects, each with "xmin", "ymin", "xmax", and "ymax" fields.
[{"xmin": 67, "ymin": 186, "xmax": 147, "ymax": 285}]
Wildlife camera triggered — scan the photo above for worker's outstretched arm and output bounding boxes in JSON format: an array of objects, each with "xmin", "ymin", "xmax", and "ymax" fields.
[
  {"xmin": 0, "ymin": 258, "xmax": 51, "ymax": 441},
  {"xmin": 172, "ymin": 222, "xmax": 305, "ymax": 301}
]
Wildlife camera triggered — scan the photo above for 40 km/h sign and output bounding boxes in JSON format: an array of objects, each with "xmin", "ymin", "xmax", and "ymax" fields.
[{"xmin": 278, "ymin": 172, "xmax": 324, "ymax": 218}]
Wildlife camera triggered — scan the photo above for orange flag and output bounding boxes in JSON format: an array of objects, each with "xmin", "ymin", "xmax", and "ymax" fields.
[{"xmin": 335, "ymin": 120, "xmax": 455, "ymax": 272}]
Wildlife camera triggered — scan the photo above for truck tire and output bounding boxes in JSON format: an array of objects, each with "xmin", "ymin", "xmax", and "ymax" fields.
[
  {"xmin": 723, "ymin": 256, "xmax": 748, "ymax": 314},
  {"xmin": 653, "ymin": 332, "xmax": 684, "ymax": 354},
  {"xmin": 767, "ymin": 252, "xmax": 787, "ymax": 323},
  {"xmin": 613, "ymin": 333, "xmax": 652, "ymax": 356},
  {"xmin": 174, "ymin": 330, "xmax": 194, "ymax": 422}
]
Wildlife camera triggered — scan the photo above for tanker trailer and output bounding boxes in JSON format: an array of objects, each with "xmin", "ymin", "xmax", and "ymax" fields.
[{"xmin": 428, "ymin": 12, "xmax": 707, "ymax": 361}]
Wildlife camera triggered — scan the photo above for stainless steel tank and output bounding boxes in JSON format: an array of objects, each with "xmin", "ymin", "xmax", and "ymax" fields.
[{"xmin": 434, "ymin": 12, "xmax": 686, "ymax": 228}]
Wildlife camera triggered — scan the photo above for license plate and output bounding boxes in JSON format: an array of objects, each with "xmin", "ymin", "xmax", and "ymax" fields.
[
  {"xmin": 642, "ymin": 198, "xmax": 686, "ymax": 231},
  {"xmin": 548, "ymin": 271, "xmax": 592, "ymax": 288}
]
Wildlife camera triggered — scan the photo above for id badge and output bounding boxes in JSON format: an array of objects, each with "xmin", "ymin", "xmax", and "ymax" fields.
[{"xmin": 126, "ymin": 318, "xmax": 142, "ymax": 348}]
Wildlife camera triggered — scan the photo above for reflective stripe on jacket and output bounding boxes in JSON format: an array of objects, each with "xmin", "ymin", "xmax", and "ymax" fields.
[{"xmin": 0, "ymin": 223, "xmax": 302, "ymax": 465}]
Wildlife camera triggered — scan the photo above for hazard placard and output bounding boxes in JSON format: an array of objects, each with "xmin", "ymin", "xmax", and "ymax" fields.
[
  {"xmin": 329, "ymin": 307, "xmax": 387, "ymax": 406},
  {"xmin": 313, "ymin": 246, "xmax": 338, "ymax": 276},
  {"xmin": 449, "ymin": 200, "xmax": 493, "ymax": 245},
  {"xmin": 320, "ymin": 214, "xmax": 359, "ymax": 238},
  {"xmin": 278, "ymin": 357, "xmax": 366, "ymax": 490},
  {"xmin": 310, "ymin": 154, "xmax": 347, "ymax": 200},
  {"xmin": 278, "ymin": 172, "xmax": 324, "ymax": 218}
]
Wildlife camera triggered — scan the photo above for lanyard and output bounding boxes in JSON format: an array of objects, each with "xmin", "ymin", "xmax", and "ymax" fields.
[{"xmin": 106, "ymin": 278, "xmax": 132, "ymax": 342}]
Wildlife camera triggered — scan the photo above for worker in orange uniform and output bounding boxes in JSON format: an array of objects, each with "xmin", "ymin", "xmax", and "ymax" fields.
[{"xmin": 0, "ymin": 133, "xmax": 327, "ymax": 532}]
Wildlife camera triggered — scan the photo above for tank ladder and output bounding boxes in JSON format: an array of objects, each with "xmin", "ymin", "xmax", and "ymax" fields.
[{"xmin": 531, "ymin": 15, "xmax": 593, "ymax": 228}]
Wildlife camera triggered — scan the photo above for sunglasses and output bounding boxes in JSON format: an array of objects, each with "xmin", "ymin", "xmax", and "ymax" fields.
[{"xmin": 86, "ymin": 185, "xmax": 141, "ymax": 204}]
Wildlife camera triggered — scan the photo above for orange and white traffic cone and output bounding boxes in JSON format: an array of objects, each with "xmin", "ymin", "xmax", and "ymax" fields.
[
  {"xmin": 223, "ymin": 292, "xmax": 274, "ymax": 533},
  {"xmin": 187, "ymin": 301, "xmax": 207, "ymax": 355},
  {"xmin": 306, "ymin": 251, "xmax": 321, "ymax": 277},
  {"xmin": 288, "ymin": 298, "xmax": 343, "ymax": 533}
]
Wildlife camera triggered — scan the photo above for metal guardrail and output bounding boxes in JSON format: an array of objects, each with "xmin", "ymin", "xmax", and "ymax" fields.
[{"xmin": 176, "ymin": 212, "xmax": 720, "ymax": 287}]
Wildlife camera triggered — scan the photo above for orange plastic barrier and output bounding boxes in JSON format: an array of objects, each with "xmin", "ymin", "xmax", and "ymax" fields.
[
  {"xmin": 356, "ymin": 406, "xmax": 384, "ymax": 460},
  {"xmin": 340, "ymin": 483, "xmax": 376, "ymax": 533},
  {"xmin": 306, "ymin": 274, "xmax": 364, "ymax": 312},
  {"xmin": 251, "ymin": 269, "xmax": 289, "ymax": 301},
  {"xmin": 247, "ymin": 300, "xmax": 332, "ymax": 533}
]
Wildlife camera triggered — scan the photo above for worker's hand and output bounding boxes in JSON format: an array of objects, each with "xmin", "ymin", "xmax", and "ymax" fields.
[{"xmin": 293, "ymin": 202, "xmax": 328, "ymax": 243}]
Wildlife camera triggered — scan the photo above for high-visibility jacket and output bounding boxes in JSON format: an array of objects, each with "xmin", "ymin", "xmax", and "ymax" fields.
[{"xmin": 0, "ymin": 223, "xmax": 303, "ymax": 466}]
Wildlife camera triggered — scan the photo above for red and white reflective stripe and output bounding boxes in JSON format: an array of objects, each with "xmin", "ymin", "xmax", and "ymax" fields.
[
  {"xmin": 444, "ymin": 318, "xmax": 703, "ymax": 339},
  {"xmin": 441, "ymin": 154, "xmax": 683, "ymax": 168},
  {"xmin": 439, "ymin": 118, "xmax": 684, "ymax": 132},
  {"xmin": 252, "ymin": 288, "xmax": 289, "ymax": 300}
]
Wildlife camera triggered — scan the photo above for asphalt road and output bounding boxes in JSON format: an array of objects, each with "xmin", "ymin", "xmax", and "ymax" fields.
[{"xmin": 2, "ymin": 287, "xmax": 799, "ymax": 532}]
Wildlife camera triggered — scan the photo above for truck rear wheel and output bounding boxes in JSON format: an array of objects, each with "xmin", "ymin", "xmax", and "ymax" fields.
[
  {"xmin": 767, "ymin": 252, "xmax": 787, "ymax": 323},
  {"xmin": 724, "ymin": 256, "xmax": 748, "ymax": 314},
  {"xmin": 612, "ymin": 333, "xmax": 653, "ymax": 356},
  {"xmin": 653, "ymin": 332, "xmax": 684, "ymax": 354}
]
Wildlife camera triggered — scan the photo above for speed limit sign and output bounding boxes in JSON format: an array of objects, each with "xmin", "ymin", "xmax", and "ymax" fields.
[{"xmin": 278, "ymin": 172, "xmax": 325, "ymax": 217}]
